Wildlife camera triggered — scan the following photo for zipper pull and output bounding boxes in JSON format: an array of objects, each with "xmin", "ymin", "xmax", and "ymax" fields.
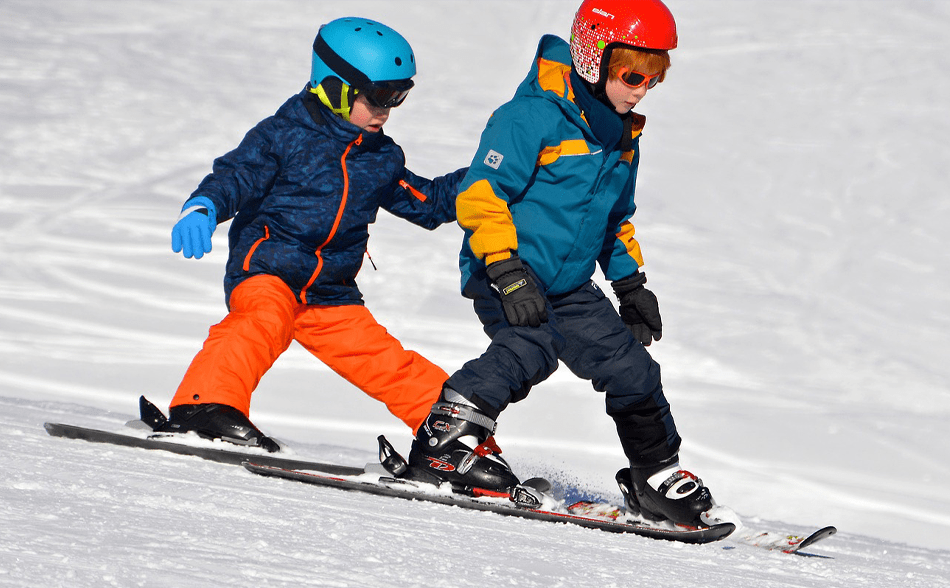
[{"xmin": 366, "ymin": 247, "xmax": 377, "ymax": 270}]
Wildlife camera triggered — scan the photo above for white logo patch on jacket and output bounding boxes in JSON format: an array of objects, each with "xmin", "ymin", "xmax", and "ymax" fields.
[{"xmin": 484, "ymin": 149, "xmax": 504, "ymax": 169}]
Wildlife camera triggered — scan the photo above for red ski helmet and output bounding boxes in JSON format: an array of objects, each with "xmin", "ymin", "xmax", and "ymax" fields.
[{"xmin": 570, "ymin": 0, "xmax": 678, "ymax": 85}]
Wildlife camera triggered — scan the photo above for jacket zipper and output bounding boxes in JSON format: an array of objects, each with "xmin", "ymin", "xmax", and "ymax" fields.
[
  {"xmin": 300, "ymin": 133, "xmax": 362, "ymax": 304},
  {"xmin": 242, "ymin": 225, "xmax": 270, "ymax": 271}
]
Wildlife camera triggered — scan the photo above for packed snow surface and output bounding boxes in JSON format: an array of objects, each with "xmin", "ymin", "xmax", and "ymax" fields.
[{"xmin": 2, "ymin": 1, "xmax": 950, "ymax": 586}]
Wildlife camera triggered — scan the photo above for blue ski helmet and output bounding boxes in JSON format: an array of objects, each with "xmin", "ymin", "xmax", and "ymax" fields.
[{"xmin": 310, "ymin": 18, "xmax": 416, "ymax": 108}]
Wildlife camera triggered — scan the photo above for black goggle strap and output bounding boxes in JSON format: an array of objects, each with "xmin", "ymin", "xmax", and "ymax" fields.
[{"xmin": 313, "ymin": 34, "xmax": 413, "ymax": 108}]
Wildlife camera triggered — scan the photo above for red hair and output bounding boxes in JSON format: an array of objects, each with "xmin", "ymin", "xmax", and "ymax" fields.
[{"xmin": 607, "ymin": 47, "xmax": 671, "ymax": 84}]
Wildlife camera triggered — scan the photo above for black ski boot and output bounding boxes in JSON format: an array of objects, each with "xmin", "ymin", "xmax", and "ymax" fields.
[
  {"xmin": 616, "ymin": 458, "xmax": 714, "ymax": 526},
  {"xmin": 163, "ymin": 403, "xmax": 280, "ymax": 453},
  {"xmin": 407, "ymin": 390, "xmax": 520, "ymax": 492}
]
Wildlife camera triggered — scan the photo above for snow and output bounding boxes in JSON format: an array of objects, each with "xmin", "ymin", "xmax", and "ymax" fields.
[{"xmin": 2, "ymin": 0, "xmax": 950, "ymax": 586}]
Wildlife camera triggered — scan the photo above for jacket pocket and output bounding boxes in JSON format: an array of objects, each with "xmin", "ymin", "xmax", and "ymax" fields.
[{"xmin": 242, "ymin": 225, "xmax": 270, "ymax": 271}]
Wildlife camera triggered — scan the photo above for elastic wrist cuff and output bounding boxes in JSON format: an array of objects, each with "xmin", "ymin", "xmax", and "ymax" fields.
[
  {"xmin": 177, "ymin": 205, "xmax": 209, "ymax": 221},
  {"xmin": 181, "ymin": 196, "xmax": 217, "ymax": 219}
]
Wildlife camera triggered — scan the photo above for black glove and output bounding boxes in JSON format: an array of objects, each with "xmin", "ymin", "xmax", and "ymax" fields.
[
  {"xmin": 486, "ymin": 255, "xmax": 548, "ymax": 327},
  {"xmin": 612, "ymin": 271, "xmax": 662, "ymax": 346}
]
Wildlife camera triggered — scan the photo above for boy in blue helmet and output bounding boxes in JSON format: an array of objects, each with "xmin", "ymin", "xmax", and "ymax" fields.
[
  {"xmin": 404, "ymin": 0, "xmax": 717, "ymax": 527},
  {"xmin": 162, "ymin": 18, "xmax": 466, "ymax": 450}
]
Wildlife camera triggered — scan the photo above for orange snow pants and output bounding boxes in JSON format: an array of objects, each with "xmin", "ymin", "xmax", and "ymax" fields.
[{"xmin": 170, "ymin": 274, "xmax": 446, "ymax": 432}]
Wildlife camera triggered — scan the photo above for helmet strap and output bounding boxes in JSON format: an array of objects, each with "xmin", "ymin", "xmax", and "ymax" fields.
[
  {"xmin": 597, "ymin": 45, "xmax": 616, "ymax": 89},
  {"xmin": 310, "ymin": 77, "xmax": 357, "ymax": 121}
]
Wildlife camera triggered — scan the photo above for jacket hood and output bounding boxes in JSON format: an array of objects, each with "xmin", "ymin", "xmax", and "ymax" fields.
[
  {"xmin": 512, "ymin": 35, "xmax": 581, "ymax": 118},
  {"xmin": 513, "ymin": 35, "xmax": 644, "ymax": 150}
]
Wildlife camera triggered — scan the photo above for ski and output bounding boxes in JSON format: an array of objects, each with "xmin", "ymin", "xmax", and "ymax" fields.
[
  {"xmin": 43, "ymin": 401, "xmax": 834, "ymax": 555},
  {"xmin": 241, "ymin": 461, "xmax": 736, "ymax": 544},
  {"xmin": 734, "ymin": 525, "xmax": 838, "ymax": 557},
  {"xmin": 523, "ymin": 477, "xmax": 836, "ymax": 557},
  {"xmin": 540, "ymin": 496, "xmax": 837, "ymax": 557},
  {"xmin": 43, "ymin": 421, "xmax": 362, "ymax": 475},
  {"xmin": 44, "ymin": 395, "xmax": 363, "ymax": 474}
]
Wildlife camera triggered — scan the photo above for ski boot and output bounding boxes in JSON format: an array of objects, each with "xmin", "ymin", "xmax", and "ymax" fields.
[
  {"xmin": 160, "ymin": 402, "xmax": 280, "ymax": 453},
  {"xmin": 616, "ymin": 457, "xmax": 714, "ymax": 526},
  {"xmin": 406, "ymin": 389, "xmax": 520, "ymax": 493}
]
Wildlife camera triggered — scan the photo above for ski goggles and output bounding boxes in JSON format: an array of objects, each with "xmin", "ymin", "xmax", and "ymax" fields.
[
  {"xmin": 616, "ymin": 67, "xmax": 663, "ymax": 90},
  {"xmin": 358, "ymin": 79, "xmax": 414, "ymax": 109}
]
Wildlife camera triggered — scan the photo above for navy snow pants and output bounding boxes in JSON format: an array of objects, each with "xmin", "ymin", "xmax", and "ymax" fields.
[{"xmin": 446, "ymin": 269, "xmax": 682, "ymax": 466}]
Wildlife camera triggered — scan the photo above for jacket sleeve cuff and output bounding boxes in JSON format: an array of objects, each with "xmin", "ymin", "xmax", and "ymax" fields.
[{"xmin": 485, "ymin": 250, "xmax": 513, "ymax": 265}]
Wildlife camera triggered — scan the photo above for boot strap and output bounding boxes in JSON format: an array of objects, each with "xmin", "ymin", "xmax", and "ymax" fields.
[{"xmin": 431, "ymin": 401, "xmax": 496, "ymax": 433}]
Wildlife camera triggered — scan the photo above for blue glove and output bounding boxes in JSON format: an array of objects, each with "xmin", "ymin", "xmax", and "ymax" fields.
[{"xmin": 171, "ymin": 196, "xmax": 217, "ymax": 259}]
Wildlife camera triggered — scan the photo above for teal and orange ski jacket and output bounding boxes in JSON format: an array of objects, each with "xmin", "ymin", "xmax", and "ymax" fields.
[{"xmin": 457, "ymin": 35, "xmax": 647, "ymax": 296}]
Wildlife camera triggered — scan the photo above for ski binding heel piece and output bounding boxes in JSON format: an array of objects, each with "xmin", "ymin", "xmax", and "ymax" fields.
[
  {"xmin": 378, "ymin": 435, "xmax": 409, "ymax": 477},
  {"xmin": 138, "ymin": 395, "xmax": 168, "ymax": 431}
]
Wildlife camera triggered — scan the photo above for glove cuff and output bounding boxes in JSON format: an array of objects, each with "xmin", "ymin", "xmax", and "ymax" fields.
[
  {"xmin": 180, "ymin": 196, "xmax": 217, "ymax": 222},
  {"xmin": 486, "ymin": 254, "xmax": 525, "ymax": 283},
  {"xmin": 611, "ymin": 271, "xmax": 646, "ymax": 297}
]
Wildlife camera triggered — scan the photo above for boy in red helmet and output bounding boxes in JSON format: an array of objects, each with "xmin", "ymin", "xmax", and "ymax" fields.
[{"xmin": 404, "ymin": 0, "xmax": 716, "ymax": 526}]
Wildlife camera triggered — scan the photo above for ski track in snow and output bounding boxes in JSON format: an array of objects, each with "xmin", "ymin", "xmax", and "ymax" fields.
[{"xmin": 3, "ymin": 0, "xmax": 950, "ymax": 585}]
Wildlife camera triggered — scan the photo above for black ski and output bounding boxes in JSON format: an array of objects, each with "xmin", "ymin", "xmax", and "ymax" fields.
[
  {"xmin": 43, "ymin": 421, "xmax": 362, "ymax": 475},
  {"xmin": 241, "ymin": 461, "xmax": 736, "ymax": 544}
]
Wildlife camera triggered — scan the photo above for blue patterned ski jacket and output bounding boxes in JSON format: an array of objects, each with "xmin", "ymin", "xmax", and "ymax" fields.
[{"xmin": 186, "ymin": 87, "xmax": 466, "ymax": 307}]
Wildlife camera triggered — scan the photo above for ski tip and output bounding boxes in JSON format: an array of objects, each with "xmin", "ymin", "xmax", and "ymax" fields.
[
  {"xmin": 714, "ymin": 522, "xmax": 737, "ymax": 536},
  {"xmin": 795, "ymin": 525, "xmax": 837, "ymax": 552}
]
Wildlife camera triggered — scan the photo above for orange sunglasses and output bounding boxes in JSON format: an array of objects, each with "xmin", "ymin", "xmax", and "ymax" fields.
[{"xmin": 616, "ymin": 67, "xmax": 663, "ymax": 89}]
